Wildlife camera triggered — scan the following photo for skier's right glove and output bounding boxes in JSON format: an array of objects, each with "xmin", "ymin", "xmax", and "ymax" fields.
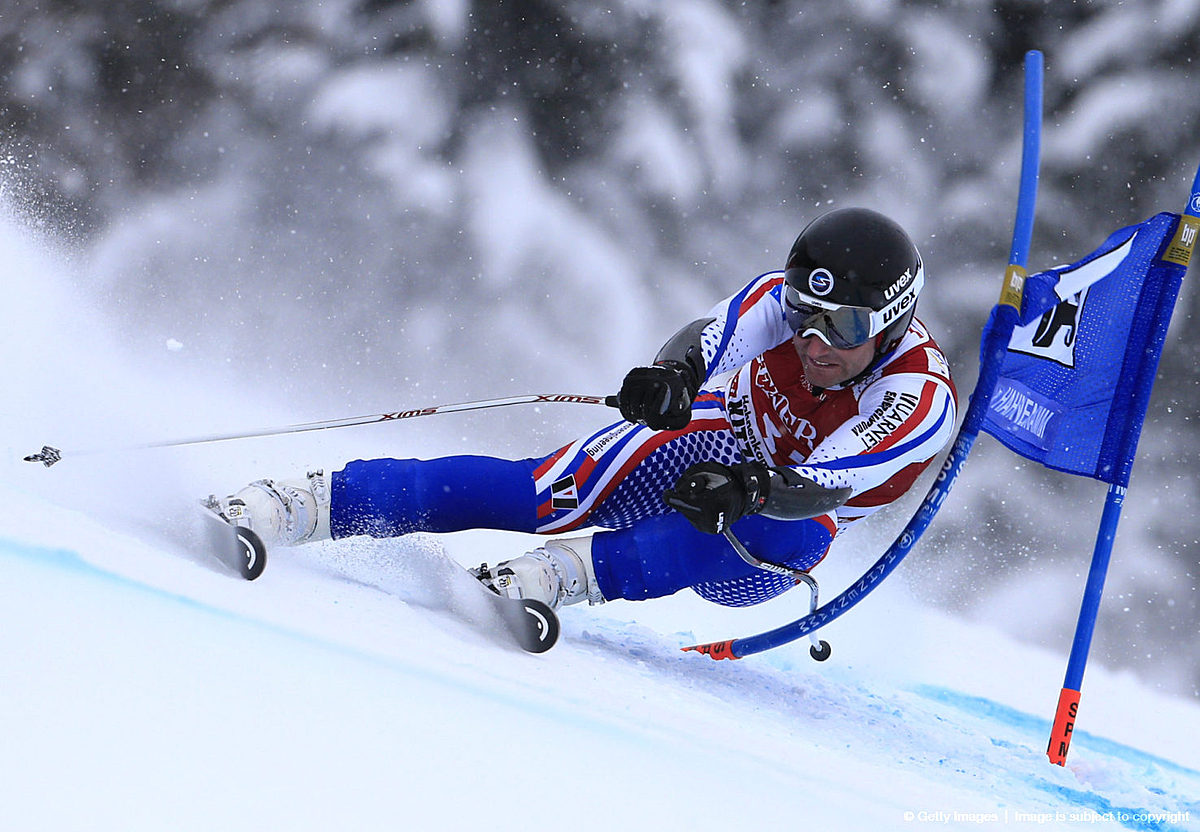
[
  {"xmin": 616, "ymin": 360, "xmax": 699, "ymax": 431},
  {"xmin": 663, "ymin": 461, "xmax": 772, "ymax": 534}
]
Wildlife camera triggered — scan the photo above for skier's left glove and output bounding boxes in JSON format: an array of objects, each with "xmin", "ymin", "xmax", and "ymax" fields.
[
  {"xmin": 616, "ymin": 360, "xmax": 700, "ymax": 431},
  {"xmin": 663, "ymin": 461, "xmax": 772, "ymax": 534}
]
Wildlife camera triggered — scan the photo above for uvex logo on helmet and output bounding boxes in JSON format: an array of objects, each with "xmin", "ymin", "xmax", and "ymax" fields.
[
  {"xmin": 881, "ymin": 290, "xmax": 916, "ymax": 325},
  {"xmin": 883, "ymin": 267, "xmax": 915, "ymax": 301},
  {"xmin": 880, "ymin": 261, "xmax": 923, "ymax": 325}
]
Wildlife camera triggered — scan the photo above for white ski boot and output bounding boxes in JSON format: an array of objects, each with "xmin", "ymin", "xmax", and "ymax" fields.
[
  {"xmin": 217, "ymin": 470, "xmax": 331, "ymax": 547},
  {"xmin": 472, "ymin": 537, "xmax": 603, "ymax": 610}
]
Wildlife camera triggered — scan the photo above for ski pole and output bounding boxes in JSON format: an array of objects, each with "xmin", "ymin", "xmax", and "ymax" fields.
[
  {"xmin": 23, "ymin": 393, "xmax": 618, "ymax": 468},
  {"xmin": 721, "ymin": 528, "xmax": 831, "ymax": 661}
]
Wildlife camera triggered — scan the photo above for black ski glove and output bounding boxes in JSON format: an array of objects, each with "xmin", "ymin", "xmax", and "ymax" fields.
[
  {"xmin": 663, "ymin": 461, "xmax": 772, "ymax": 534},
  {"xmin": 616, "ymin": 360, "xmax": 699, "ymax": 431}
]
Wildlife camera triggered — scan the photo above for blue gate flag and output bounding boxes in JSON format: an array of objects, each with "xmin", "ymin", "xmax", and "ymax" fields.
[{"xmin": 980, "ymin": 211, "xmax": 1193, "ymax": 485}]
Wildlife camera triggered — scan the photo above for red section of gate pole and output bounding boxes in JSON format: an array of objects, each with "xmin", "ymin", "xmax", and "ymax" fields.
[{"xmin": 1047, "ymin": 687, "xmax": 1081, "ymax": 766}]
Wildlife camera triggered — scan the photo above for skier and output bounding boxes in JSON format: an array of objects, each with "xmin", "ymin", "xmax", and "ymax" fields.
[{"xmin": 215, "ymin": 208, "xmax": 957, "ymax": 612}]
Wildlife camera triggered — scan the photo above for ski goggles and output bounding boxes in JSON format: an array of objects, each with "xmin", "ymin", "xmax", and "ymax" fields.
[{"xmin": 782, "ymin": 281, "xmax": 884, "ymax": 349}]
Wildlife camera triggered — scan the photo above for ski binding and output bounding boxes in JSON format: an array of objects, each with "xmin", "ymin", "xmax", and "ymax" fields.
[{"xmin": 200, "ymin": 496, "xmax": 268, "ymax": 580}]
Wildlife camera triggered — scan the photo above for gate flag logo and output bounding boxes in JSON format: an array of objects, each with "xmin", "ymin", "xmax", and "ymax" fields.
[{"xmin": 980, "ymin": 212, "xmax": 1192, "ymax": 485}]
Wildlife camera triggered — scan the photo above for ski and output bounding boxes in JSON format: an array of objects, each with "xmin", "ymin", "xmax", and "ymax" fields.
[
  {"xmin": 198, "ymin": 497, "xmax": 558, "ymax": 653},
  {"xmin": 199, "ymin": 497, "xmax": 268, "ymax": 580},
  {"xmin": 477, "ymin": 590, "xmax": 560, "ymax": 653}
]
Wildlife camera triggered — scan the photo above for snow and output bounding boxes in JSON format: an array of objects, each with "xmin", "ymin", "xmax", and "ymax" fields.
[
  {"xmin": 309, "ymin": 63, "xmax": 451, "ymax": 146},
  {"xmin": 903, "ymin": 14, "xmax": 991, "ymax": 117},
  {"xmin": 1043, "ymin": 74, "xmax": 1177, "ymax": 165},
  {"xmin": 2, "ymin": 482, "xmax": 1199, "ymax": 831},
  {"xmin": 660, "ymin": 0, "xmax": 747, "ymax": 196}
]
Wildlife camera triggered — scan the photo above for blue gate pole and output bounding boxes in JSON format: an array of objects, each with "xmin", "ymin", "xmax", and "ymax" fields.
[
  {"xmin": 1047, "ymin": 161, "xmax": 1200, "ymax": 766},
  {"xmin": 1047, "ymin": 485, "xmax": 1125, "ymax": 765}
]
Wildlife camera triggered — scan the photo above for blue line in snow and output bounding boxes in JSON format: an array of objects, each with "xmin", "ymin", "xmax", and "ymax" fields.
[
  {"xmin": 916, "ymin": 685, "xmax": 1200, "ymax": 779},
  {"xmin": 916, "ymin": 685, "xmax": 1200, "ymax": 832},
  {"xmin": 0, "ymin": 535, "xmax": 617, "ymax": 737}
]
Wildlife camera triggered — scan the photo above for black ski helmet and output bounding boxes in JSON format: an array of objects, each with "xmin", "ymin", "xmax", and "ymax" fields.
[{"xmin": 782, "ymin": 207, "xmax": 924, "ymax": 360}]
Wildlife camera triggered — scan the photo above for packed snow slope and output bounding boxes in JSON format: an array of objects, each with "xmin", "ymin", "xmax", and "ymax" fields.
[{"xmin": 2, "ymin": 476, "xmax": 1200, "ymax": 832}]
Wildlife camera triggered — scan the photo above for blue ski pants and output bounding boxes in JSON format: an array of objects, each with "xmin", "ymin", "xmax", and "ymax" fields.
[{"xmin": 328, "ymin": 421, "xmax": 834, "ymax": 606}]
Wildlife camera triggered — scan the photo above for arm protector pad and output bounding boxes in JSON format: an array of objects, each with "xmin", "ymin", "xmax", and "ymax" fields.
[
  {"xmin": 760, "ymin": 467, "xmax": 852, "ymax": 521},
  {"xmin": 653, "ymin": 317, "xmax": 715, "ymax": 390}
]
